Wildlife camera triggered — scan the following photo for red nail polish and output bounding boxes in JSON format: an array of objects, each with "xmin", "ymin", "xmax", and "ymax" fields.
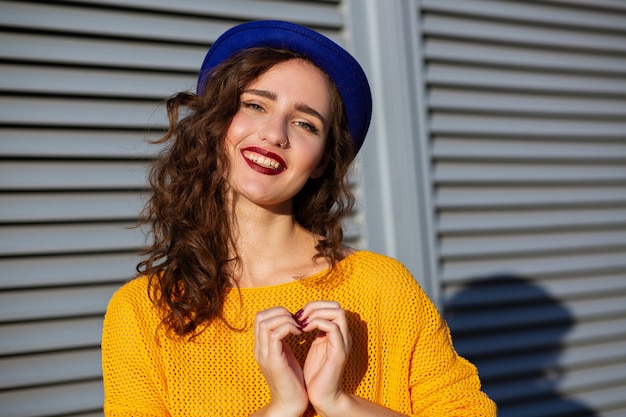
[
  {"xmin": 300, "ymin": 318, "xmax": 309, "ymax": 328},
  {"xmin": 294, "ymin": 309, "xmax": 304, "ymax": 319}
]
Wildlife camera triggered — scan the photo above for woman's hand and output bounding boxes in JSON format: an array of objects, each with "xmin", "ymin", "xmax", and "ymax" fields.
[
  {"xmin": 253, "ymin": 306, "xmax": 308, "ymax": 417},
  {"xmin": 298, "ymin": 301, "xmax": 352, "ymax": 415}
]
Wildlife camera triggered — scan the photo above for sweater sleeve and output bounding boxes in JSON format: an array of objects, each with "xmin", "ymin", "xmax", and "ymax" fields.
[
  {"xmin": 405, "ymin": 281, "xmax": 496, "ymax": 416},
  {"xmin": 101, "ymin": 278, "xmax": 171, "ymax": 417}
]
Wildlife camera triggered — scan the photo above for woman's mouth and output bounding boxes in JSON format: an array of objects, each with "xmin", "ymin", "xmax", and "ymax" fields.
[{"xmin": 241, "ymin": 147, "xmax": 286, "ymax": 174}]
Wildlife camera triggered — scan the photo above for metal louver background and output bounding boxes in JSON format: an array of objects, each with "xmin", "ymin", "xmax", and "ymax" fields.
[
  {"xmin": 3, "ymin": 0, "xmax": 626, "ymax": 415},
  {"xmin": 0, "ymin": 1, "xmax": 346, "ymax": 415},
  {"xmin": 422, "ymin": 1, "xmax": 626, "ymax": 416}
]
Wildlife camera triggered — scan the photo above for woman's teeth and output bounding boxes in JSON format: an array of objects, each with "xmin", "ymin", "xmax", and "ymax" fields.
[{"xmin": 244, "ymin": 152, "xmax": 282, "ymax": 170}]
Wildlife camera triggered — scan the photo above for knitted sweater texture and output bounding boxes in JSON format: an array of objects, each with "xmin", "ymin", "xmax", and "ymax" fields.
[{"xmin": 102, "ymin": 251, "xmax": 496, "ymax": 416}]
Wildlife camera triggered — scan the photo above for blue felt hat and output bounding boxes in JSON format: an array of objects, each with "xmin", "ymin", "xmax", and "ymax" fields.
[{"xmin": 197, "ymin": 20, "xmax": 372, "ymax": 156}]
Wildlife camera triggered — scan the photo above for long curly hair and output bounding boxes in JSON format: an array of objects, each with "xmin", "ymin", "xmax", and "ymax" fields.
[{"xmin": 137, "ymin": 47, "xmax": 356, "ymax": 336}]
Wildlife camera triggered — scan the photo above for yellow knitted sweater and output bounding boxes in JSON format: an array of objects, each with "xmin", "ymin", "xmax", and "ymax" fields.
[{"xmin": 102, "ymin": 251, "xmax": 496, "ymax": 416}]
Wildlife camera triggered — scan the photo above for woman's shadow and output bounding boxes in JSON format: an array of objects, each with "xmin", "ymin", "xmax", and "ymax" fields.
[{"xmin": 445, "ymin": 275, "xmax": 598, "ymax": 417}]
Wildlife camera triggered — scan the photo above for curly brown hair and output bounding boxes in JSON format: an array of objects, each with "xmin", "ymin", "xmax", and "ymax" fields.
[{"xmin": 137, "ymin": 47, "xmax": 356, "ymax": 336}]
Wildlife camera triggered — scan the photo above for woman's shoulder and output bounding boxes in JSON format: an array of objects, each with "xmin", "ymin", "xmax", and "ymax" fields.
[
  {"xmin": 344, "ymin": 250, "xmax": 413, "ymax": 277},
  {"xmin": 106, "ymin": 275, "xmax": 155, "ymax": 316},
  {"xmin": 111, "ymin": 275, "xmax": 150, "ymax": 298},
  {"xmin": 342, "ymin": 250, "xmax": 423, "ymax": 292},
  {"xmin": 103, "ymin": 276, "xmax": 163, "ymax": 345},
  {"xmin": 339, "ymin": 251, "xmax": 434, "ymax": 323}
]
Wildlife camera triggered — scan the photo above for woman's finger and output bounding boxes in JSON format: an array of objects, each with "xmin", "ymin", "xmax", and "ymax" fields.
[
  {"xmin": 296, "ymin": 301, "xmax": 350, "ymax": 346},
  {"xmin": 310, "ymin": 318, "xmax": 352, "ymax": 355},
  {"xmin": 254, "ymin": 307, "xmax": 302, "ymax": 360}
]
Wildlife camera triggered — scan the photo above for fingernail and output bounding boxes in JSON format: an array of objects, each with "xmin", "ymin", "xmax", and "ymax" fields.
[
  {"xmin": 300, "ymin": 318, "xmax": 309, "ymax": 328},
  {"xmin": 294, "ymin": 309, "xmax": 304, "ymax": 319}
]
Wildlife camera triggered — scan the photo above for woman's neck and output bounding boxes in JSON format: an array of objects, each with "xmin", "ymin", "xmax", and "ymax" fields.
[{"xmin": 229, "ymin": 206, "xmax": 327, "ymax": 288}]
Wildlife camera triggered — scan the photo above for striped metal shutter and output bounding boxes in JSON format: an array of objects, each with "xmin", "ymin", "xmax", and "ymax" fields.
[
  {"xmin": 419, "ymin": 1, "xmax": 626, "ymax": 416},
  {"xmin": 0, "ymin": 1, "xmax": 351, "ymax": 416}
]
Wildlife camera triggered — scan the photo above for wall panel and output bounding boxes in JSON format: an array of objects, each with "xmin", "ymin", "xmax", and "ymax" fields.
[
  {"xmin": 420, "ymin": 0, "xmax": 626, "ymax": 415},
  {"xmin": 0, "ymin": 1, "xmax": 349, "ymax": 415}
]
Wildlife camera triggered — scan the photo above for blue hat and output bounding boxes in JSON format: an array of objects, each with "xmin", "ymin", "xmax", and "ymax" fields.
[{"xmin": 197, "ymin": 20, "xmax": 372, "ymax": 156}]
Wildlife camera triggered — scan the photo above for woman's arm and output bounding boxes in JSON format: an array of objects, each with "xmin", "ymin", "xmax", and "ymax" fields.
[
  {"xmin": 102, "ymin": 279, "xmax": 170, "ymax": 417},
  {"xmin": 404, "ymin": 284, "xmax": 497, "ymax": 416}
]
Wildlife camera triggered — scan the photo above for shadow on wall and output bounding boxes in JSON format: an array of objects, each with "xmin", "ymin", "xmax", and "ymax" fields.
[{"xmin": 445, "ymin": 275, "xmax": 598, "ymax": 417}]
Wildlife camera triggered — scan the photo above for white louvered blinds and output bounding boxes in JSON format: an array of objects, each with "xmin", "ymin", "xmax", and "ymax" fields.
[
  {"xmin": 0, "ymin": 1, "xmax": 347, "ymax": 415},
  {"xmin": 421, "ymin": 1, "xmax": 626, "ymax": 416},
  {"xmin": 4, "ymin": 0, "xmax": 625, "ymax": 415}
]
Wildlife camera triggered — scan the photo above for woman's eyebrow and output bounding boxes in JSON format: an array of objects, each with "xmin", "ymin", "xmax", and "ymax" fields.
[
  {"xmin": 242, "ymin": 89, "xmax": 326, "ymax": 125},
  {"xmin": 296, "ymin": 103, "xmax": 327, "ymax": 126},
  {"xmin": 243, "ymin": 89, "xmax": 276, "ymax": 100}
]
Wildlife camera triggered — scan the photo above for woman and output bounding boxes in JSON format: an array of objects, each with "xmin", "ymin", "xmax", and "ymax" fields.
[{"xmin": 102, "ymin": 20, "xmax": 496, "ymax": 417}]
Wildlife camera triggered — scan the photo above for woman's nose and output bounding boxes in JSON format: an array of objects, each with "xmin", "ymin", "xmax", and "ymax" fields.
[{"xmin": 259, "ymin": 115, "xmax": 288, "ymax": 148}]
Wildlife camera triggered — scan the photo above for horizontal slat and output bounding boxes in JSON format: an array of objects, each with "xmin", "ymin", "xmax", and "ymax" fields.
[
  {"xmin": 0, "ymin": 317, "xmax": 102, "ymax": 355},
  {"xmin": 0, "ymin": 379, "xmax": 102, "ymax": 417},
  {"xmin": 0, "ymin": 161, "xmax": 149, "ymax": 190},
  {"xmin": 0, "ymin": 32, "xmax": 204, "ymax": 70},
  {"xmin": 433, "ymin": 138, "xmax": 626, "ymax": 162},
  {"xmin": 0, "ymin": 0, "xmax": 232, "ymax": 44},
  {"xmin": 423, "ymin": 13, "xmax": 626, "ymax": 53},
  {"xmin": 496, "ymin": 361, "xmax": 626, "ymax": 402},
  {"xmin": 426, "ymin": 63, "xmax": 626, "ymax": 95},
  {"xmin": 55, "ymin": 0, "xmax": 343, "ymax": 28},
  {"xmin": 425, "ymin": 38, "xmax": 626, "ymax": 74},
  {"xmin": 429, "ymin": 88, "xmax": 626, "ymax": 117},
  {"xmin": 0, "ymin": 97, "xmax": 167, "ymax": 127},
  {"xmin": 0, "ymin": 63, "xmax": 195, "ymax": 98},
  {"xmin": 436, "ymin": 186, "xmax": 626, "ymax": 208},
  {"xmin": 0, "ymin": 223, "xmax": 145, "ymax": 257},
  {"xmin": 603, "ymin": 408, "xmax": 626, "ymax": 417},
  {"xmin": 447, "ymin": 294, "xmax": 626, "ymax": 333},
  {"xmin": 0, "ymin": 253, "xmax": 139, "ymax": 289},
  {"xmin": 444, "ymin": 272, "xmax": 626, "ymax": 306},
  {"xmin": 501, "ymin": 383, "xmax": 626, "ymax": 417},
  {"xmin": 0, "ymin": 284, "xmax": 120, "ymax": 323},
  {"xmin": 69, "ymin": 413, "xmax": 104, "ymax": 417},
  {"xmin": 487, "ymin": 362, "xmax": 626, "ymax": 408},
  {"xmin": 0, "ymin": 348, "xmax": 101, "ymax": 390},
  {"xmin": 475, "ymin": 338, "xmax": 626, "ymax": 382},
  {"xmin": 434, "ymin": 162, "xmax": 626, "ymax": 184},
  {"xmin": 0, "ymin": 192, "xmax": 146, "ymax": 223},
  {"xmin": 438, "ymin": 208, "xmax": 626, "ymax": 233},
  {"xmin": 440, "ymin": 229, "xmax": 626, "ymax": 258},
  {"xmin": 452, "ymin": 316, "xmax": 626, "ymax": 357},
  {"xmin": 421, "ymin": 0, "xmax": 626, "ymax": 31},
  {"xmin": 430, "ymin": 114, "xmax": 626, "ymax": 137},
  {"xmin": 0, "ymin": 128, "xmax": 163, "ymax": 158},
  {"xmin": 543, "ymin": 0, "xmax": 626, "ymax": 12},
  {"xmin": 442, "ymin": 252, "xmax": 626, "ymax": 283}
]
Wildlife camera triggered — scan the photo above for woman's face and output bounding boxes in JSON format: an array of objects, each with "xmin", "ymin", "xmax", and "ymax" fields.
[{"xmin": 224, "ymin": 58, "xmax": 332, "ymax": 212}]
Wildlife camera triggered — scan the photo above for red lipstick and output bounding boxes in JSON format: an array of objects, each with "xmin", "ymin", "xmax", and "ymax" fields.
[{"xmin": 241, "ymin": 147, "xmax": 286, "ymax": 175}]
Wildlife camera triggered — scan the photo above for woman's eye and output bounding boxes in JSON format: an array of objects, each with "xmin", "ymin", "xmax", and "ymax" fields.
[
  {"xmin": 295, "ymin": 121, "xmax": 319, "ymax": 134},
  {"xmin": 242, "ymin": 102, "xmax": 264, "ymax": 112}
]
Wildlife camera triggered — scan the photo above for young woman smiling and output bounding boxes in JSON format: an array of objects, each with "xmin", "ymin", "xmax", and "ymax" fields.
[{"xmin": 101, "ymin": 20, "xmax": 496, "ymax": 417}]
